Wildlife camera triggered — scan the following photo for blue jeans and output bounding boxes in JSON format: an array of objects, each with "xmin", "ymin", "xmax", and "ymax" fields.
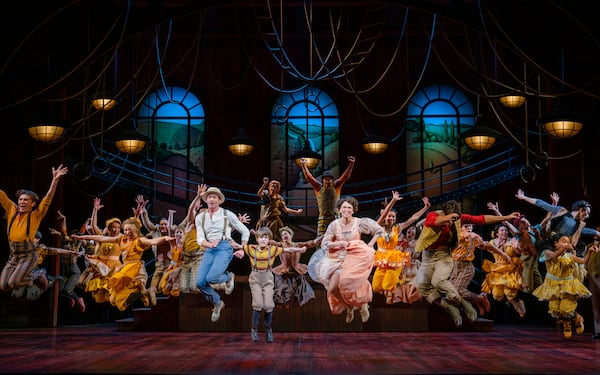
[{"xmin": 195, "ymin": 240, "xmax": 233, "ymax": 305}]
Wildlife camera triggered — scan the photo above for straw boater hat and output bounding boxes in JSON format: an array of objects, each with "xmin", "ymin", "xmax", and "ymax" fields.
[{"xmin": 202, "ymin": 187, "xmax": 225, "ymax": 203}]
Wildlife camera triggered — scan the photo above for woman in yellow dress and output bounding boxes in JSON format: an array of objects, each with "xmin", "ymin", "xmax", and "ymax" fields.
[
  {"xmin": 372, "ymin": 191, "xmax": 430, "ymax": 304},
  {"xmin": 480, "ymin": 223, "xmax": 527, "ymax": 318},
  {"xmin": 72, "ymin": 217, "xmax": 174, "ymax": 311},
  {"xmin": 533, "ymin": 232, "xmax": 596, "ymax": 338},
  {"xmin": 160, "ymin": 226, "xmax": 185, "ymax": 298},
  {"xmin": 79, "ymin": 198, "xmax": 123, "ymax": 303}
]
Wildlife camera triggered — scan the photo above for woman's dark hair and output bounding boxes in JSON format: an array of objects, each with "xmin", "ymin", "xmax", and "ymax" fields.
[
  {"xmin": 571, "ymin": 200, "xmax": 591, "ymax": 211},
  {"xmin": 551, "ymin": 232, "xmax": 568, "ymax": 244},
  {"xmin": 338, "ymin": 196, "xmax": 359, "ymax": 212},
  {"xmin": 441, "ymin": 200, "xmax": 461, "ymax": 216}
]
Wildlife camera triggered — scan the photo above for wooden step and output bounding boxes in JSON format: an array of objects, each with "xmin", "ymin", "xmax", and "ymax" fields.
[
  {"xmin": 116, "ymin": 296, "xmax": 179, "ymax": 332},
  {"xmin": 115, "ymin": 317, "xmax": 134, "ymax": 331},
  {"xmin": 116, "ymin": 276, "xmax": 496, "ymax": 332}
]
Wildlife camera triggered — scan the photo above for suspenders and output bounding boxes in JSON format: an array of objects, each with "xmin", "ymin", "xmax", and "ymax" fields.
[
  {"xmin": 7, "ymin": 211, "xmax": 32, "ymax": 241},
  {"xmin": 200, "ymin": 209, "xmax": 229, "ymax": 240},
  {"xmin": 252, "ymin": 245, "xmax": 272, "ymax": 271}
]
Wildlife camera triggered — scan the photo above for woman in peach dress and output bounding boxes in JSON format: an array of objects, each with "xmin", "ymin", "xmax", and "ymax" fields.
[{"xmin": 310, "ymin": 196, "xmax": 384, "ymax": 323}]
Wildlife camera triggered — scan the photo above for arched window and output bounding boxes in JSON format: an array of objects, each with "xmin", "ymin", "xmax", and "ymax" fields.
[
  {"xmin": 270, "ymin": 86, "xmax": 339, "ymax": 214},
  {"xmin": 405, "ymin": 84, "xmax": 475, "ymax": 196},
  {"xmin": 137, "ymin": 86, "xmax": 205, "ymax": 201},
  {"xmin": 137, "ymin": 86, "xmax": 205, "ymax": 170}
]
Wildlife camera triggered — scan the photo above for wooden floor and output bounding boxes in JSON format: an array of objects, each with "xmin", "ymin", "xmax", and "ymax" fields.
[{"xmin": 1, "ymin": 322, "xmax": 598, "ymax": 374}]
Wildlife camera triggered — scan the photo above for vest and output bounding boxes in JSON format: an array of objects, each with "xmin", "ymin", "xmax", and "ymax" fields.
[{"xmin": 414, "ymin": 210, "xmax": 461, "ymax": 252}]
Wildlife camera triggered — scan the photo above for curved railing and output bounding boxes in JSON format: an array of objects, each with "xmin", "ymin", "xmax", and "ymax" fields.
[{"xmin": 67, "ymin": 140, "xmax": 525, "ymax": 218}]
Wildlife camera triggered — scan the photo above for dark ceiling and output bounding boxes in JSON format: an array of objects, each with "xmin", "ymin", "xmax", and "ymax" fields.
[{"xmin": 1, "ymin": 0, "xmax": 599, "ymax": 209}]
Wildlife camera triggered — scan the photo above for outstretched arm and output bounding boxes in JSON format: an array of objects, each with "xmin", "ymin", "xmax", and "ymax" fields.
[
  {"xmin": 56, "ymin": 210, "xmax": 68, "ymax": 236},
  {"xmin": 377, "ymin": 190, "xmax": 402, "ymax": 225},
  {"xmin": 540, "ymin": 192, "xmax": 560, "ymax": 232},
  {"xmin": 133, "ymin": 194, "xmax": 149, "ymax": 221},
  {"xmin": 257, "ymin": 177, "xmax": 269, "ymax": 197},
  {"xmin": 399, "ymin": 196, "xmax": 431, "ymax": 229},
  {"xmin": 514, "ymin": 189, "xmax": 537, "ymax": 205},
  {"xmin": 486, "ymin": 201, "xmax": 517, "ymax": 235},
  {"xmin": 283, "ymin": 246, "xmax": 307, "ymax": 253},
  {"xmin": 300, "ymin": 158, "xmax": 321, "ymax": 191},
  {"xmin": 186, "ymin": 184, "xmax": 206, "ymax": 225},
  {"xmin": 516, "ymin": 189, "xmax": 567, "ymax": 216},
  {"xmin": 71, "ymin": 234, "xmax": 119, "ymax": 243},
  {"xmin": 482, "ymin": 212, "xmax": 521, "ymax": 225},
  {"xmin": 477, "ymin": 238, "xmax": 512, "ymax": 263},
  {"xmin": 139, "ymin": 205, "xmax": 157, "ymax": 232},
  {"xmin": 281, "ymin": 200, "xmax": 303, "ymax": 215},
  {"xmin": 334, "ymin": 155, "xmax": 355, "ymax": 189},
  {"xmin": 91, "ymin": 197, "xmax": 104, "ymax": 235},
  {"xmin": 43, "ymin": 165, "xmax": 68, "ymax": 201}
]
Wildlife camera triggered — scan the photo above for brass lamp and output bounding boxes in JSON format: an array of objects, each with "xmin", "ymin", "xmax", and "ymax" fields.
[
  {"xmin": 28, "ymin": 123, "xmax": 65, "ymax": 143},
  {"xmin": 361, "ymin": 133, "xmax": 389, "ymax": 154},
  {"xmin": 291, "ymin": 141, "xmax": 321, "ymax": 169},
  {"xmin": 115, "ymin": 128, "xmax": 149, "ymax": 154},
  {"xmin": 227, "ymin": 128, "xmax": 255, "ymax": 156},
  {"xmin": 539, "ymin": 106, "xmax": 583, "ymax": 139},
  {"xmin": 499, "ymin": 93, "xmax": 526, "ymax": 108},
  {"xmin": 91, "ymin": 91, "xmax": 117, "ymax": 111},
  {"xmin": 462, "ymin": 117, "xmax": 502, "ymax": 151}
]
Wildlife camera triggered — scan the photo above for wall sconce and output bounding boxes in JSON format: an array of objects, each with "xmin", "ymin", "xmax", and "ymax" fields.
[
  {"xmin": 91, "ymin": 90, "xmax": 117, "ymax": 111},
  {"xmin": 499, "ymin": 93, "xmax": 526, "ymax": 108},
  {"xmin": 228, "ymin": 128, "xmax": 255, "ymax": 156},
  {"xmin": 115, "ymin": 128, "xmax": 149, "ymax": 154},
  {"xmin": 462, "ymin": 117, "xmax": 502, "ymax": 151},
  {"xmin": 28, "ymin": 123, "xmax": 65, "ymax": 143},
  {"xmin": 539, "ymin": 106, "xmax": 583, "ymax": 139},
  {"xmin": 361, "ymin": 133, "xmax": 390, "ymax": 154},
  {"xmin": 291, "ymin": 140, "xmax": 321, "ymax": 169}
]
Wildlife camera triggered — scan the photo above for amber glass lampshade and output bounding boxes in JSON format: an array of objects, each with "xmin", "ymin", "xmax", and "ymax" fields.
[
  {"xmin": 91, "ymin": 95, "xmax": 117, "ymax": 111},
  {"xmin": 361, "ymin": 134, "xmax": 390, "ymax": 154},
  {"xmin": 227, "ymin": 128, "xmax": 255, "ymax": 156},
  {"xmin": 462, "ymin": 118, "xmax": 502, "ymax": 151},
  {"xmin": 28, "ymin": 124, "xmax": 65, "ymax": 143},
  {"xmin": 540, "ymin": 109, "xmax": 583, "ymax": 138},
  {"xmin": 115, "ymin": 128, "xmax": 149, "ymax": 154},
  {"xmin": 291, "ymin": 142, "xmax": 321, "ymax": 169},
  {"xmin": 499, "ymin": 94, "xmax": 526, "ymax": 108}
]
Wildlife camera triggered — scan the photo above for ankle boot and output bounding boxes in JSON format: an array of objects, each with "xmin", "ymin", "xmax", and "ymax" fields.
[
  {"xmin": 265, "ymin": 328, "xmax": 274, "ymax": 343},
  {"xmin": 264, "ymin": 311, "xmax": 274, "ymax": 342},
  {"xmin": 148, "ymin": 287, "xmax": 157, "ymax": 306},
  {"xmin": 460, "ymin": 299, "xmax": 477, "ymax": 322},
  {"xmin": 563, "ymin": 319, "xmax": 573, "ymax": 338},
  {"xmin": 345, "ymin": 308, "xmax": 355, "ymax": 323},
  {"xmin": 574, "ymin": 313, "xmax": 584, "ymax": 335},
  {"xmin": 440, "ymin": 298, "xmax": 462, "ymax": 328},
  {"xmin": 251, "ymin": 310, "xmax": 261, "ymax": 341},
  {"xmin": 250, "ymin": 329, "xmax": 259, "ymax": 342},
  {"xmin": 359, "ymin": 304, "xmax": 370, "ymax": 323},
  {"xmin": 510, "ymin": 298, "xmax": 526, "ymax": 318}
]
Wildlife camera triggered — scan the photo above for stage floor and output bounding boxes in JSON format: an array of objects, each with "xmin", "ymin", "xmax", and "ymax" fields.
[{"xmin": 0, "ymin": 322, "xmax": 598, "ymax": 374}]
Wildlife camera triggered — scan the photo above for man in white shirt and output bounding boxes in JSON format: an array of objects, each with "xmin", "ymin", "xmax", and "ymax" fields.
[{"xmin": 195, "ymin": 187, "xmax": 250, "ymax": 322}]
